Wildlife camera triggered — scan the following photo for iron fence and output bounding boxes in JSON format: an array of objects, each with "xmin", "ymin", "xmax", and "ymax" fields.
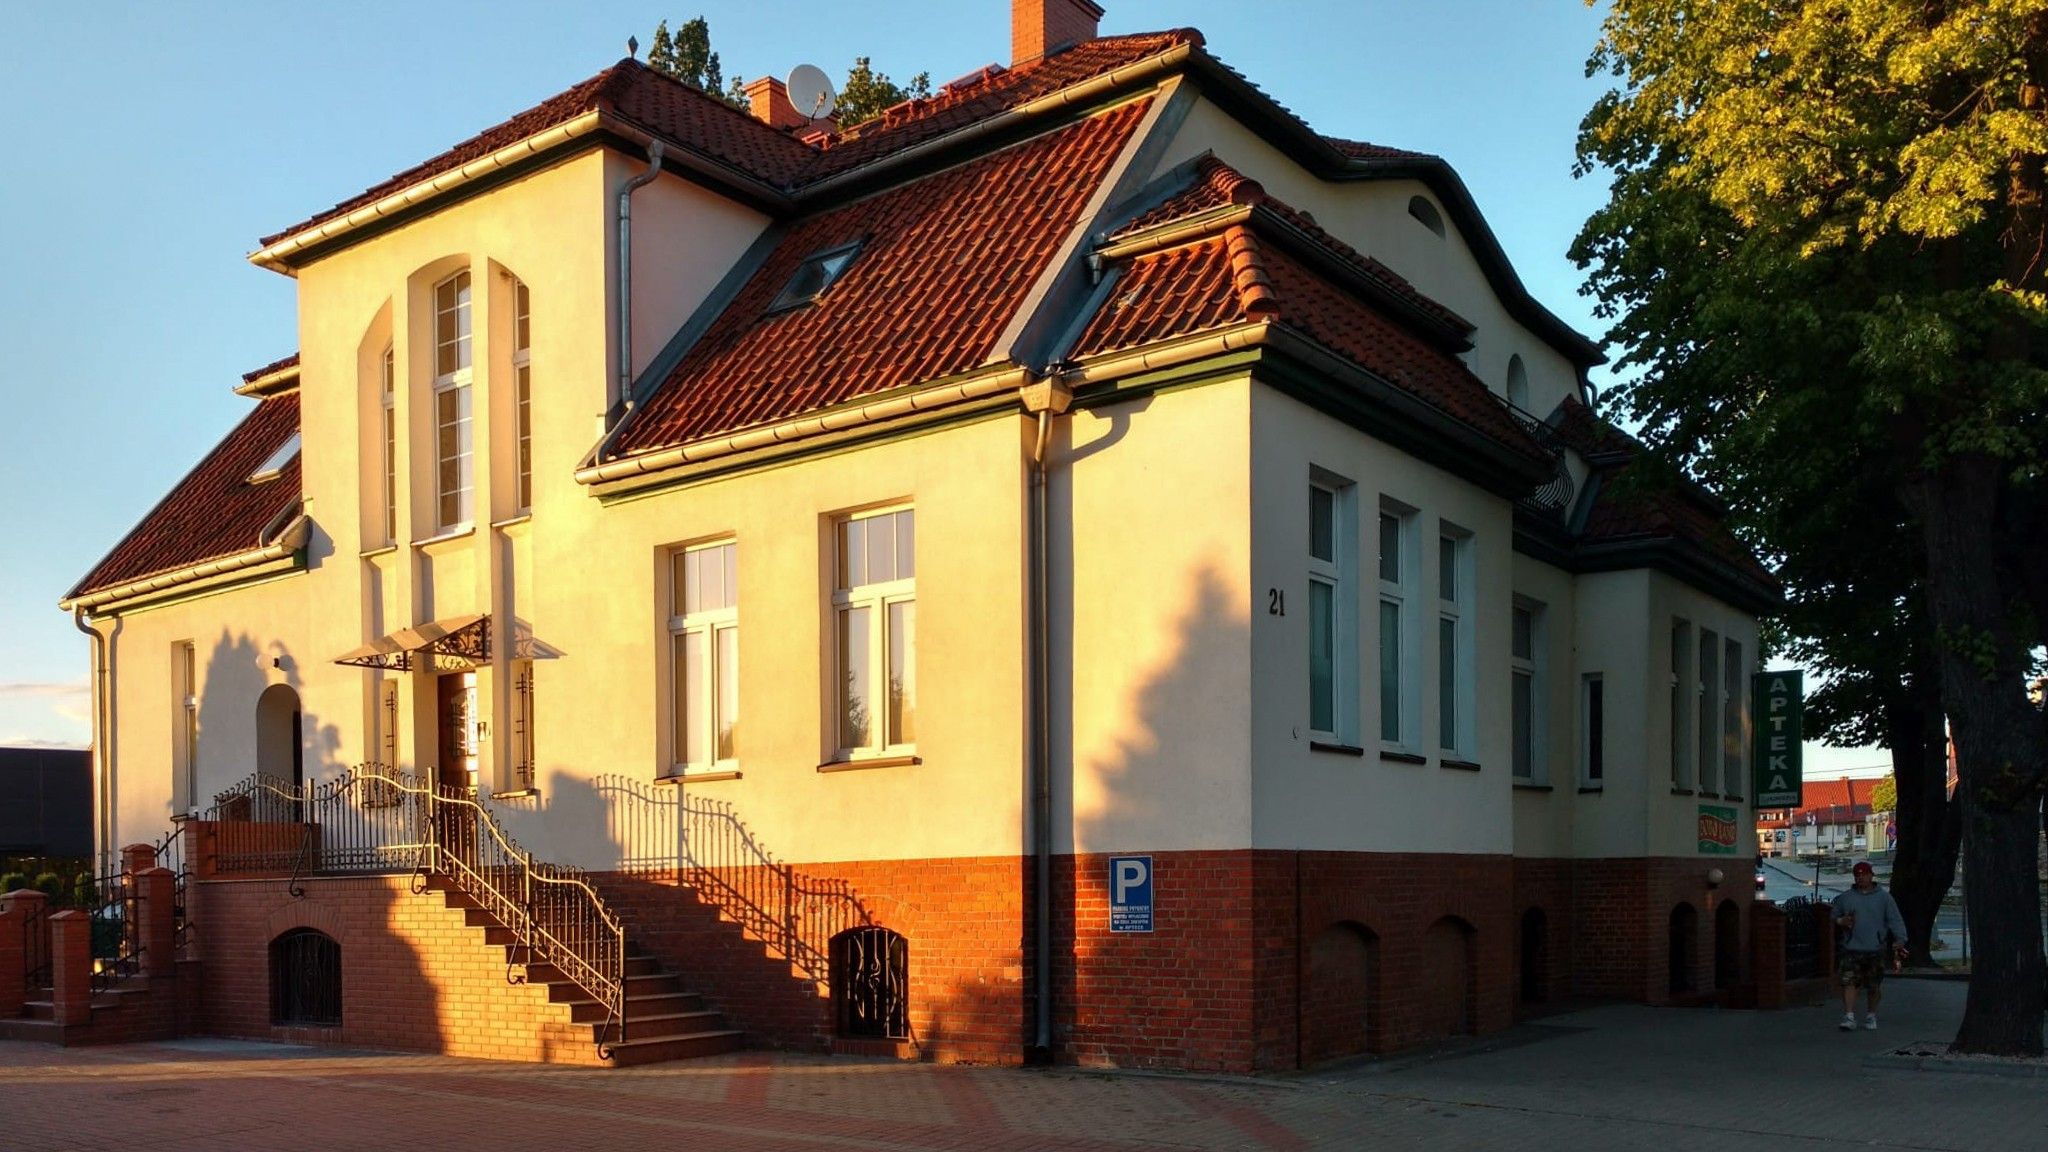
[
  {"xmin": 17, "ymin": 868, "xmax": 141, "ymax": 995},
  {"xmin": 1781, "ymin": 896, "xmax": 1822, "ymax": 981}
]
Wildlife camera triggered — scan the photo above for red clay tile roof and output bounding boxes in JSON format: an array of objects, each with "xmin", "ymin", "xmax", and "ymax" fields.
[
  {"xmin": 606, "ymin": 98, "xmax": 1151, "ymax": 456},
  {"xmin": 1794, "ymin": 778, "xmax": 1879, "ymax": 816},
  {"xmin": 1075, "ymin": 172, "xmax": 1538, "ymax": 469},
  {"xmin": 260, "ymin": 61, "xmax": 817, "ymax": 246},
  {"xmin": 241, "ymin": 352, "xmax": 300, "ymax": 384},
  {"xmin": 1113, "ymin": 159, "xmax": 1471, "ymax": 335},
  {"xmin": 262, "ymin": 33, "xmax": 1198, "ymax": 251},
  {"xmin": 1323, "ymin": 136, "xmax": 1439, "ymax": 165},
  {"xmin": 1548, "ymin": 398, "xmax": 1778, "ymax": 590},
  {"xmin": 70, "ymin": 393, "xmax": 302, "ymax": 599}
]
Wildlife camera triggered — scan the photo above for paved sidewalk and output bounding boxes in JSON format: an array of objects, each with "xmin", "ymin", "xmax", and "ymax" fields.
[{"xmin": 3, "ymin": 981, "xmax": 2041, "ymax": 1151}]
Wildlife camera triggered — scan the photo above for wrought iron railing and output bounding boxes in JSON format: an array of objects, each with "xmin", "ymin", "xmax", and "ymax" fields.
[
  {"xmin": 17, "ymin": 868, "xmax": 140, "ymax": 995},
  {"xmin": 1782, "ymin": 896, "xmax": 1822, "ymax": 981},
  {"xmin": 1503, "ymin": 400, "xmax": 1577, "ymax": 516},
  {"xmin": 154, "ymin": 822, "xmax": 190, "ymax": 957},
  {"xmin": 598, "ymin": 774, "xmax": 872, "ymax": 987},
  {"xmin": 208, "ymin": 765, "xmax": 628, "ymax": 1054}
]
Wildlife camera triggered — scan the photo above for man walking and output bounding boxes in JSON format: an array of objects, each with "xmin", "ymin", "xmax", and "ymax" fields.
[{"xmin": 1832, "ymin": 860, "xmax": 1907, "ymax": 1030}]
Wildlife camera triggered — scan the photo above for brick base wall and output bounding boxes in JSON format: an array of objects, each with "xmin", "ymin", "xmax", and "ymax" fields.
[
  {"xmin": 194, "ymin": 874, "xmax": 607, "ymax": 1065},
  {"xmin": 1563, "ymin": 856, "xmax": 1753, "ymax": 1004}
]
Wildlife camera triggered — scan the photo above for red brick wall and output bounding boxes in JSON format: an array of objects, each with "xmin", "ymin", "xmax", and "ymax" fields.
[
  {"xmin": 1561, "ymin": 856, "xmax": 1752, "ymax": 1003},
  {"xmin": 195, "ymin": 875, "xmax": 606, "ymax": 1065},
  {"xmin": 1511, "ymin": 858, "xmax": 1574, "ymax": 1010}
]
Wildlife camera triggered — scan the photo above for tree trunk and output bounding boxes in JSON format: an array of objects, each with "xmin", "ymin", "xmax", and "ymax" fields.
[
  {"xmin": 1886, "ymin": 681, "xmax": 1961, "ymax": 967},
  {"xmin": 1906, "ymin": 455, "xmax": 2048, "ymax": 1056}
]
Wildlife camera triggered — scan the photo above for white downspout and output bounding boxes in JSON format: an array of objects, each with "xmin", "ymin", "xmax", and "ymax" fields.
[
  {"xmin": 72, "ymin": 607, "xmax": 111, "ymax": 874},
  {"xmin": 614, "ymin": 141, "xmax": 666, "ymax": 423}
]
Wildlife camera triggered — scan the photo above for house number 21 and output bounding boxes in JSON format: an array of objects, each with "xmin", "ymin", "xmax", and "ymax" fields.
[{"xmin": 1268, "ymin": 588, "xmax": 1285, "ymax": 616}]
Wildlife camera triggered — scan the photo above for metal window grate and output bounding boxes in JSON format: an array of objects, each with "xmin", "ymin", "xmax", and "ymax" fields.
[
  {"xmin": 832, "ymin": 926, "xmax": 908, "ymax": 1039},
  {"xmin": 271, "ymin": 928, "xmax": 341, "ymax": 1026}
]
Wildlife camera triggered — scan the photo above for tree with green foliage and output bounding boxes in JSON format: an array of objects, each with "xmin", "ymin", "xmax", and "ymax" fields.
[
  {"xmin": 1577, "ymin": 0, "xmax": 2048, "ymax": 1055},
  {"xmin": 1870, "ymin": 775, "xmax": 1897, "ymax": 816},
  {"xmin": 835, "ymin": 57, "xmax": 932, "ymax": 127},
  {"xmin": 645, "ymin": 16, "xmax": 745, "ymax": 109}
]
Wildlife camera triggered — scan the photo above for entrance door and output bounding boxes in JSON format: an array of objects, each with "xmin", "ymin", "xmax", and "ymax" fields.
[
  {"xmin": 435, "ymin": 672, "xmax": 479, "ymax": 792},
  {"xmin": 434, "ymin": 672, "xmax": 480, "ymax": 866}
]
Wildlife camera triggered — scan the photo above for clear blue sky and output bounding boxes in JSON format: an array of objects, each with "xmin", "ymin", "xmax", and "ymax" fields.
[{"xmin": 0, "ymin": 1, "xmax": 1877, "ymax": 769}]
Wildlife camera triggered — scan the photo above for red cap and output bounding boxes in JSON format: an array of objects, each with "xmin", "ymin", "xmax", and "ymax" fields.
[{"xmin": 1853, "ymin": 861, "xmax": 1874, "ymax": 875}]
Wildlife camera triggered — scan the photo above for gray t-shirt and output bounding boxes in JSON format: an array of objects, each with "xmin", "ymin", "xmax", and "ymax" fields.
[{"xmin": 1831, "ymin": 885, "xmax": 1907, "ymax": 953}]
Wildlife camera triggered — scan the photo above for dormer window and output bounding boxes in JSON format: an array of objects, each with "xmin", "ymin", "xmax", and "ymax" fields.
[
  {"xmin": 249, "ymin": 432, "xmax": 300, "ymax": 484},
  {"xmin": 1407, "ymin": 195, "xmax": 1445, "ymax": 237},
  {"xmin": 768, "ymin": 242, "xmax": 861, "ymax": 313}
]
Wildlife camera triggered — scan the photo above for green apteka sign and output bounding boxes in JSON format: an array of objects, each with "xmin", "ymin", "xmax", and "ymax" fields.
[{"xmin": 1752, "ymin": 669, "xmax": 1804, "ymax": 807}]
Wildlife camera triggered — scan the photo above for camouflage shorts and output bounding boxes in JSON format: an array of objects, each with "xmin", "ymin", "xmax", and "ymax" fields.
[{"xmin": 1837, "ymin": 950, "xmax": 1886, "ymax": 989}]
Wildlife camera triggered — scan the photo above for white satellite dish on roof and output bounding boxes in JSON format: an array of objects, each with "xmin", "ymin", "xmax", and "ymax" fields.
[{"xmin": 787, "ymin": 63, "xmax": 837, "ymax": 119}]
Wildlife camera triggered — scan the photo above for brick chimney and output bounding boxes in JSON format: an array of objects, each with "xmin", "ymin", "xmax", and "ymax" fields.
[
  {"xmin": 745, "ymin": 76, "xmax": 810, "ymax": 129},
  {"xmin": 1013, "ymin": 0, "xmax": 1102, "ymax": 65}
]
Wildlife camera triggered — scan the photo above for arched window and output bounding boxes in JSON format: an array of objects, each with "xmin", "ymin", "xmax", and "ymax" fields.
[
  {"xmin": 271, "ymin": 928, "xmax": 341, "ymax": 1026},
  {"xmin": 1407, "ymin": 195, "xmax": 1445, "ymax": 237},
  {"xmin": 1506, "ymin": 354, "xmax": 1530, "ymax": 411},
  {"xmin": 831, "ymin": 926, "xmax": 908, "ymax": 1039},
  {"xmin": 1669, "ymin": 903, "xmax": 1699, "ymax": 995}
]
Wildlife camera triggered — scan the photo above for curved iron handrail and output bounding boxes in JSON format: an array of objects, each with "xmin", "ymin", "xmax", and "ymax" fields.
[
  {"xmin": 208, "ymin": 765, "xmax": 628, "ymax": 1056},
  {"xmin": 597, "ymin": 773, "xmax": 871, "ymax": 987}
]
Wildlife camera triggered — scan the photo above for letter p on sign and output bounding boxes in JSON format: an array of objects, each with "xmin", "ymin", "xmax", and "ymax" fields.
[{"xmin": 1108, "ymin": 854, "xmax": 1154, "ymax": 933}]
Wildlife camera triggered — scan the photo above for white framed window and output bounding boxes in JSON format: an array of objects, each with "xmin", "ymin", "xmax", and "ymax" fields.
[
  {"xmin": 380, "ymin": 344, "xmax": 398, "ymax": 543},
  {"xmin": 1506, "ymin": 354, "xmax": 1530, "ymax": 411},
  {"xmin": 1697, "ymin": 628, "xmax": 1720, "ymax": 794},
  {"xmin": 1670, "ymin": 619, "xmax": 1693, "ymax": 789},
  {"xmin": 175, "ymin": 641, "xmax": 198, "ymax": 811},
  {"xmin": 1722, "ymin": 638, "xmax": 1745, "ymax": 799},
  {"xmin": 432, "ymin": 269, "xmax": 474, "ymax": 529},
  {"xmin": 669, "ymin": 540, "xmax": 739, "ymax": 775},
  {"xmin": 833, "ymin": 507, "xmax": 916, "ymax": 758},
  {"xmin": 1511, "ymin": 599, "xmax": 1545, "ymax": 782},
  {"xmin": 1581, "ymin": 673, "xmax": 1605, "ymax": 787},
  {"xmin": 770, "ymin": 241, "xmax": 862, "ymax": 312},
  {"xmin": 1437, "ymin": 524, "xmax": 1473, "ymax": 758},
  {"xmin": 513, "ymin": 282, "xmax": 533, "ymax": 513},
  {"xmin": 248, "ymin": 432, "xmax": 300, "ymax": 484},
  {"xmin": 1378, "ymin": 502, "xmax": 1417, "ymax": 748},
  {"xmin": 1308, "ymin": 473, "xmax": 1356, "ymax": 743}
]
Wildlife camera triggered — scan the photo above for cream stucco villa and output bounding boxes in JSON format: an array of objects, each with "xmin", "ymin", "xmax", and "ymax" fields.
[{"xmin": 47, "ymin": 1, "xmax": 1779, "ymax": 1070}]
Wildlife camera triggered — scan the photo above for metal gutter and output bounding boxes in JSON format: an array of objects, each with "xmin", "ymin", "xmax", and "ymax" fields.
[
  {"xmin": 574, "ymin": 367, "xmax": 1033, "ymax": 487},
  {"xmin": 70, "ymin": 607, "xmax": 110, "ymax": 874},
  {"xmin": 59, "ymin": 513, "xmax": 310, "ymax": 613}
]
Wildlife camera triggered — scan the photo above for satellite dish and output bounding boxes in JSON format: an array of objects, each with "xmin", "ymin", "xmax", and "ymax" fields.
[{"xmin": 786, "ymin": 64, "xmax": 837, "ymax": 119}]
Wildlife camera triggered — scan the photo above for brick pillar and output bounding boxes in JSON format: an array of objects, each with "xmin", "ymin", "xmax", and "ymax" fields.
[
  {"xmin": 1751, "ymin": 903, "xmax": 1786, "ymax": 1009},
  {"xmin": 122, "ymin": 843, "xmax": 155, "ymax": 880},
  {"xmin": 135, "ymin": 867, "xmax": 176, "ymax": 977},
  {"xmin": 1812, "ymin": 901, "xmax": 1836, "ymax": 977},
  {"xmin": 0, "ymin": 892, "xmax": 26, "ymax": 1017},
  {"xmin": 50, "ymin": 909, "xmax": 92, "ymax": 1025}
]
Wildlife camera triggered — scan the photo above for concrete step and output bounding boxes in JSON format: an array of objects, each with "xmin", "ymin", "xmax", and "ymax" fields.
[
  {"xmin": 543, "ymin": 972, "xmax": 681, "ymax": 1003},
  {"xmin": 560, "ymin": 990, "xmax": 707, "ymax": 1023},
  {"xmin": 603, "ymin": 1029, "xmax": 745, "ymax": 1066},
  {"xmin": 610, "ymin": 1009, "xmax": 729, "ymax": 1040}
]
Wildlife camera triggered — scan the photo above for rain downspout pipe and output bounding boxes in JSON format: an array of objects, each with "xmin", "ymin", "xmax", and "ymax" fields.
[
  {"xmin": 72, "ymin": 606, "xmax": 110, "ymax": 875},
  {"xmin": 1021, "ymin": 378, "xmax": 1071, "ymax": 1058},
  {"xmin": 614, "ymin": 141, "xmax": 666, "ymax": 422}
]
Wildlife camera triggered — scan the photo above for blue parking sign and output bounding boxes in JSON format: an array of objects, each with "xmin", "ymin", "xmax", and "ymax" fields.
[{"xmin": 1108, "ymin": 855, "xmax": 1153, "ymax": 933}]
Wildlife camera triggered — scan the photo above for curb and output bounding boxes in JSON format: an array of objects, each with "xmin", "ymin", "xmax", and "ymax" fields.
[{"xmin": 1867, "ymin": 1046, "xmax": 2048, "ymax": 1080}]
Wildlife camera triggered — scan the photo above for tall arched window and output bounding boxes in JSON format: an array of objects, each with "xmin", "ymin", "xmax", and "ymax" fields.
[
  {"xmin": 1506, "ymin": 355, "xmax": 1530, "ymax": 411},
  {"xmin": 512, "ymin": 280, "xmax": 532, "ymax": 512},
  {"xmin": 432, "ymin": 269, "xmax": 474, "ymax": 528}
]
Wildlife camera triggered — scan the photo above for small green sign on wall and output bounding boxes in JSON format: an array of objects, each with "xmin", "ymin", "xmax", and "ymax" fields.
[
  {"xmin": 1752, "ymin": 669, "xmax": 1804, "ymax": 807},
  {"xmin": 1698, "ymin": 804, "xmax": 1739, "ymax": 854}
]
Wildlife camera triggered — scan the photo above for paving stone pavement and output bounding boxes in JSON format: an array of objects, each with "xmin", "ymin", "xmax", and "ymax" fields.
[{"xmin": 2, "ymin": 981, "xmax": 2041, "ymax": 1150}]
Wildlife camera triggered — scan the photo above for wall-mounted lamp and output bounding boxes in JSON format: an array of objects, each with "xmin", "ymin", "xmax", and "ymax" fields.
[{"xmin": 1705, "ymin": 868, "xmax": 1725, "ymax": 889}]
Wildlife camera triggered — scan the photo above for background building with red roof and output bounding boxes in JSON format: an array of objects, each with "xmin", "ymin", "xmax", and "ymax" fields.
[{"xmin": 49, "ymin": 1, "xmax": 1778, "ymax": 1072}]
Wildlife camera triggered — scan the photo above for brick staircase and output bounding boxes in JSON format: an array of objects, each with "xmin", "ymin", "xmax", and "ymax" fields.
[{"xmin": 424, "ymin": 877, "xmax": 743, "ymax": 1066}]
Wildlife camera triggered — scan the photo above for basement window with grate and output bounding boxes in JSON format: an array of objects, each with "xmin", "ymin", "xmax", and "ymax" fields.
[
  {"xmin": 271, "ymin": 928, "xmax": 341, "ymax": 1027},
  {"xmin": 768, "ymin": 241, "xmax": 862, "ymax": 313},
  {"xmin": 831, "ymin": 926, "xmax": 908, "ymax": 1039}
]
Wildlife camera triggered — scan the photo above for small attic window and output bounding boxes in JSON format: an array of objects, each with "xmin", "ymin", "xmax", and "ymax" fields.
[
  {"xmin": 249, "ymin": 432, "xmax": 300, "ymax": 484},
  {"xmin": 1407, "ymin": 195, "xmax": 1445, "ymax": 237},
  {"xmin": 768, "ymin": 242, "xmax": 862, "ymax": 313}
]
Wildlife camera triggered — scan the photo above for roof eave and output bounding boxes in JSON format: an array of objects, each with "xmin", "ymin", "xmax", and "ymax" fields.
[{"xmin": 61, "ymin": 513, "xmax": 310, "ymax": 615}]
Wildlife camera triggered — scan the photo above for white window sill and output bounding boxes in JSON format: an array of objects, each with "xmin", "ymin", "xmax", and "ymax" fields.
[
  {"xmin": 817, "ymin": 754, "xmax": 920, "ymax": 773},
  {"xmin": 490, "ymin": 513, "xmax": 532, "ymax": 530},
  {"xmin": 658, "ymin": 767, "xmax": 742, "ymax": 784},
  {"xmin": 413, "ymin": 525, "xmax": 475, "ymax": 549},
  {"xmin": 359, "ymin": 543, "xmax": 399, "ymax": 559}
]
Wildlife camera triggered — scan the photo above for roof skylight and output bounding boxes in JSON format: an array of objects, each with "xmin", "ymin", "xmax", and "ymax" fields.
[
  {"xmin": 248, "ymin": 432, "xmax": 301, "ymax": 484},
  {"xmin": 768, "ymin": 241, "xmax": 862, "ymax": 312}
]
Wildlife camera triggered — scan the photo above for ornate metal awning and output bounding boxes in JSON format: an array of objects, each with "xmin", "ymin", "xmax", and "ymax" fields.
[{"xmin": 334, "ymin": 613, "xmax": 490, "ymax": 671}]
